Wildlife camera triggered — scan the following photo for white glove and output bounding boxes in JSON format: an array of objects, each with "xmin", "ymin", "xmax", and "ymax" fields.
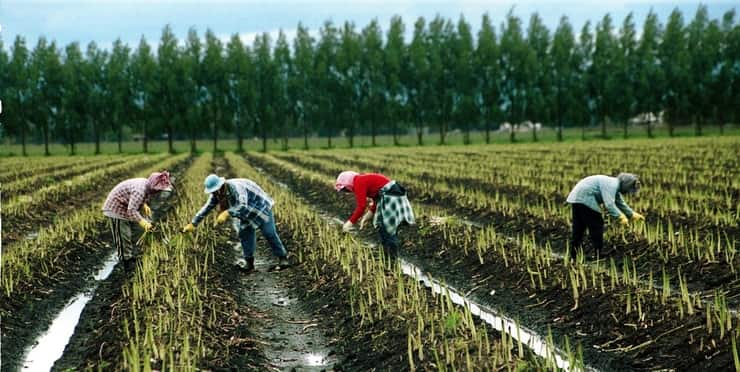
[
  {"xmin": 342, "ymin": 220, "xmax": 355, "ymax": 232},
  {"xmin": 359, "ymin": 211, "xmax": 374, "ymax": 230}
]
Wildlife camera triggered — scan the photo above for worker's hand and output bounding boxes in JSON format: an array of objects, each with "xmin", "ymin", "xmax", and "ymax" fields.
[
  {"xmin": 182, "ymin": 223, "xmax": 195, "ymax": 233},
  {"xmin": 138, "ymin": 219, "xmax": 153, "ymax": 232},
  {"xmin": 142, "ymin": 203, "xmax": 152, "ymax": 218},
  {"xmin": 631, "ymin": 212, "xmax": 645, "ymax": 222},
  {"xmin": 342, "ymin": 220, "xmax": 355, "ymax": 232},
  {"xmin": 618, "ymin": 214, "xmax": 629, "ymax": 226},
  {"xmin": 359, "ymin": 211, "xmax": 374, "ymax": 230},
  {"xmin": 215, "ymin": 210, "xmax": 230, "ymax": 225}
]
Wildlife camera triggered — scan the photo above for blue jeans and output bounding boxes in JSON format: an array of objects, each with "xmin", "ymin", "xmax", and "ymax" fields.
[
  {"xmin": 378, "ymin": 224, "xmax": 400, "ymax": 258},
  {"xmin": 234, "ymin": 209, "xmax": 287, "ymax": 259}
]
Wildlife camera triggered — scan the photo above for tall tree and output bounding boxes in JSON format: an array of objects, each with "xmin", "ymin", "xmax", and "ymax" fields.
[
  {"xmin": 203, "ymin": 29, "xmax": 226, "ymax": 152},
  {"xmin": 499, "ymin": 10, "xmax": 528, "ymax": 142},
  {"xmin": 687, "ymin": 5, "xmax": 714, "ymax": 136},
  {"xmin": 660, "ymin": 8, "xmax": 689, "ymax": 135},
  {"xmin": 385, "ymin": 15, "xmax": 406, "ymax": 145},
  {"xmin": 592, "ymin": 14, "xmax": 619, "ymax": 138},
  {"xmin": 254, "ymin": 32, "xmax": 276, "ymax": 152},
  {"xmin": 131, "ymin": 36, "xmax": 156, "ymax": 152},
  {"xmin": 184, "ymin": 28, "xmax": 203, "ymax": 153},
  {"xmin": 617, "ymin": 12, "xmax": 638, "ymax": 138},
  {"xmin": 453, "ymin": 15, "xmax": 476, "ymax": 144},
  {"xmin": 550, "ymin": 16, "xmax": 577, "ymax": 141},
  {"xmin": 274, "ymin": 30, "xmax": 293, "ymax": 150},
  {"xmin": 226, "ymin": 33, "xmax": 251, "ymax": 152},
  {"xmin": 156, "ymin": 25, "xmax": 179, "ymax": 153},
  {"xmin": 576, "ymin": 22, "xmax": 595, "ymax": 140},
  {"xmin": 360, "ymin": 19, "xmax": 385, "ymax": 146},
  {"xmin": 475, "ymin": 13, "xmax": 501, "ymax": 144},
  {"xmin": 337, "ymin": 21, "xmax": 361, "ymax": 147},
  {"xmin": 635, "ymin": 10, "xmax": 663, "ymax": 138},
  {"xmin": 60, "ymin": 42, "xmax": 86, "ymax": 154},
  {"xmin": 6, "ymin": 36, "xmax": 31, "ymax": 155},
  {"xmin": 404, "ymin": 17, "xmax": 429, "ymax": 145},
  {"xmin": 108, "ymin": 39, "xmax": 131, "ymax": 152},
  {"xmin": 85, "ymin": 42, "xmax": 108, "ymax": 154},
  {"xmin": 31, "ymin": 38, "xmax": 63, "ymax": 155},
  {"xmin": 717, "ymin": 9, "xmax": 738, "ymax": 132},
  {"xmin": 315, "ymin": 21, "xmax": 339, "ymax": 148},
  {"xmin": 292, "ymin": 24, "xmax": 315, "ymax": 149},
  {"xmin": 526, "ymin": 12, "xmax": 550, "ymax": 141}
]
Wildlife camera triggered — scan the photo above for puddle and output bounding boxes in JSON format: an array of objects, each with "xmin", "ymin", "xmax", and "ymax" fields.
[
  {"xmin": 21, "ymin": 251, "xmax": 119, "ymax": 371},
  {"xmin": 400, "ymin": 259, "xmax": 594, "ymax": 372}
]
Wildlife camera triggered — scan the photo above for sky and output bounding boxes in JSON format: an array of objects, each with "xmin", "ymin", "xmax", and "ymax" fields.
[{"xmin": 1, "ymin": 0, "xmax": 737, "ymax": 51}]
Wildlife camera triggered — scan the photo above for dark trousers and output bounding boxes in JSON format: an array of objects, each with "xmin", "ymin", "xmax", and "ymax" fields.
[
  {"xmin": 378, "ymin": 224, "xmax": 400, "ymax": 258},
  {"xmin": 570, "ymin": 203, "xmax": 604, "ymax": 256}
]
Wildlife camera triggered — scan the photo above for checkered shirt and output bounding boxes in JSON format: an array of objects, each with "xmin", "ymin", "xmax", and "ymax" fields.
[
  {"xmin": 192, "ymin": 178, "xmax": 275, "ymax": 228},
  {"xmin": 373, "ymin": 181, "xmax": 415, "ymax": 235},
  {"xmin": 102, "ymin": 178, "xmax": 149, "ymax": 222}
]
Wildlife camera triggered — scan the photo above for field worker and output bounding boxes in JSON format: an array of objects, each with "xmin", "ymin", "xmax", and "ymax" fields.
[
  {"xmin": 566, "ymin": 173, "xmax": 645, "ymax": 258},
  {"xmin": 182, "ymin": 174, "xmax": 289, "ymax": 273},
  {"xmin": 336, "ymin": 171, "xmax": 415, "ymax": 258},
  {"xmin": 102, "ymin": 171, "xmax": 173, "ymax": 268}
]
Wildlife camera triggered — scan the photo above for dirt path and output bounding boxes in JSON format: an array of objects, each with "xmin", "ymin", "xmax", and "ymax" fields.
[{"xmin": 229, "ymin": 239, "xmax": 338, "ymax": 371}]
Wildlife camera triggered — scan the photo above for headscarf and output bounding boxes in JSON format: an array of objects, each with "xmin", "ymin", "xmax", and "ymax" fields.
[
  {"xmin": 617, "ymin": 173, "xmax": 640, "ymax": 194},
  {"xmin": 147, "ymin": 171, "xmax": 173, "ymax": 192},
  {"xmin": 335, "ymin": 171, "xmax": 359, "ymax": 192}
]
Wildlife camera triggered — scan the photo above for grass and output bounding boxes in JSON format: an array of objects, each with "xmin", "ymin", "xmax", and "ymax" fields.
[{"xmin": 1, "ymin": 124, "xmax": 737, "ymax": 156}]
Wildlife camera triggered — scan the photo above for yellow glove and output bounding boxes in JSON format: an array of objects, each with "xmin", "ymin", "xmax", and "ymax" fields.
[
  {"xmin": 182, "ymin": 223, "xmax": 195, "ymax": 233},
  {"xmin": 618, "ymin": 214, "xmax": 629, "ymax": 226},
  {"xmin": 631, "ymin": 212, "xmax": 645, "ymax": 222},
  {"xmin": 215, "ymin": 210, "xmax": 230, "ymax": 225},
  {"xmin": 359, "ymin": 211, "xmax": 374, "ymax": 230},
  {"xmin": 142, "ymin": 203, "xmax": 152, "ymax": 217},
  {"xmin": 138, "ymin": 219, "xmax": 153, "ymax": 232},
  {"xmin": 342, "ymin": 220, "xmax": 355, "ymax": 232}
]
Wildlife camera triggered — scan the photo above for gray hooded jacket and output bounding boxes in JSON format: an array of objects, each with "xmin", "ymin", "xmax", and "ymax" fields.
[{"xmin": 566, "ymin": 175, "xmax": 635, "ymax": 218}]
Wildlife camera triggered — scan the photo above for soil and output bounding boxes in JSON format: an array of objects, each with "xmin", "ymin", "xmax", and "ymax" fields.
[
  {"xmin": 3, "ymin": 157, "xmax": 167, "ymax": 249},
  {"xmin": 0, "ymin": 157, "xmax": 191, "ymax": 372},
  {"xmin": 247, "ymin": 151, "xmax": 739, "ymax": 371},
  {"xmin": 276, "ymin": 152, "xmax": 740, "ymax": 307}
]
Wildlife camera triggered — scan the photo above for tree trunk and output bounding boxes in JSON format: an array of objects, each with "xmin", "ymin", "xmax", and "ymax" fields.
[
  {"xmin": 695, "ymin": 116, "xmax": 702, "ymax": 136},
  {"xmin": 282, "ymin": 118, "xmax": 289, "ymax": 151},
  {"xmin": 70, "ymin": 132, "xmax": 76, "ymax": 155},
  {"xmin": 190, "ymin": 126, "xmax": 197, "ymax": 153},
  {"xmin": 303, "ymin": 119, "xmax": 309, "ymax": 150},
  {"xmin": 327, "ymin": 133, "xmax": 332, "ymax": 149},
  {"xmin": 463, "ymin": 127, "xmax": 470, "ymax": 145},
  {"xmin": 647, "ymin": 120, "xmax": 653, "ymax": 138},
  {"xmin": 581, "ymin": 122, "xmax": 586, "ymax": 141},
  {"xmin": 601, "ymin": 116, "xmax": 607, "ymax": 139},
  {"xmin": 371, "ymin": 120, "xmax": 376, "ymax": 146},
  {"xmin": 213, "ymin": 122, "xmax": 218, "ymax": 152},
  {"xmin": 668, "ymin": 121, "xmax": 674, "ymax": 137},
  {"xmin": 21, "ymin": 124, "xmax": 27, "ymax": 156},
  {"xmin": 623, "ymin": 121, "xmax": 628, "ymax": 139},
  {"xmin": 143, "ymin": 121, "xmax": 148, "ymax": 153},
  {"xmin": 43, "ymin": 120, "xmax": 50, "ymax": 156},
  {"xmin": 485, "ymin": 119, "xmax": 491, "ymax": 144},
  {"xmin": 117, "ymin": 116, "xmax": 123, "ymax": 153},
  {"xmin": 416, "ymin": 116, "xmax": 423, "ymax": 146},
  {"xmin": 440, "ymin": 121, "xmax": 447, "ymax": 145},
  {"xmin": 348, "ymin": 124, "xmax": 354, "ymax": 148},
  {"xmin": 262, "ymin": 131, "xmax": 267, "ymax": 152},
  {"xmin": 532, "ymin": 125, "xmax": 538, "ymax": 142},
  {"xmin": 392, "ymin": 122, "xmax": 399, "ymax": 146},
  {"xmin": 167, "ymin": 124, "xmax": 174, "ymax": 153},
  {"xmin": 509, "ymin": 125, "xmax": 515, "ymax": 143},
  {"xmin": 94, "ymin": 120, "xmax": 101, "ymax": 155},
  {"xmin": 557, "ymin": 125, "xmax": 563, "ymax": 142}
]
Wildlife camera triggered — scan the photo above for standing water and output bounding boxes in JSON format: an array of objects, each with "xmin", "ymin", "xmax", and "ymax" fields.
[{"xmin": 21, "ymin": 251, "xmax": 119, "ymax": 371}]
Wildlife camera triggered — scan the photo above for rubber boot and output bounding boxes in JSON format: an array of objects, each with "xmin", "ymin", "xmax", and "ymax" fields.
[{"xmin": 241, "ymin": 257, "xmax": 255, "ymax": 273}]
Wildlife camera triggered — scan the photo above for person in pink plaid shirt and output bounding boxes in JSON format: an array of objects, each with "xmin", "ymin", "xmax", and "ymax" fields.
[{"xmin": 102, "ymin": 171, "xmax": 173, "ymax": 267}]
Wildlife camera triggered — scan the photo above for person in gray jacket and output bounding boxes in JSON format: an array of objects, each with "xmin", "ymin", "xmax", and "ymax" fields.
[{"xmin": 566, "ymin": 173, "xmax": 645, "ymax": 257}]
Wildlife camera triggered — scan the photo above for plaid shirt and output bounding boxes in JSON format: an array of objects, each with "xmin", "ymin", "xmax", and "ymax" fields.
[
  {"xmin": 192, "ymin": 178, "xmax": 275, "ymax": 228},
  {"xmin": 373, "ymin": 181, "xmax": 415, "ymax": 235},
  {"xmin": 102, "ymin": 178, "xmax": 150, "ymax": 222}
]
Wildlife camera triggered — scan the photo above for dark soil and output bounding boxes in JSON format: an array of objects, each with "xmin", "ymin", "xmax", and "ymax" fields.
[
  {"xmin": 3, "ymin": 156, "xmax": 167, "ymax": 249},
  {"xmin": 247, "ymin": 151, "xmax": 738, "ymax": 371},
  {"xmin": 275, "ymin": 152, "xmax": 740, "ymax": 307},
  {"xmin": 0, "ymin": 157, "xmax": 190, "ymax": 372}
]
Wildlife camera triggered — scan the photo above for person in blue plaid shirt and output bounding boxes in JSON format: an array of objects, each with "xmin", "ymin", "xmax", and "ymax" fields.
[{"xmin": 183, "ymin": 174, "xmax": 289, "ymax": 273}]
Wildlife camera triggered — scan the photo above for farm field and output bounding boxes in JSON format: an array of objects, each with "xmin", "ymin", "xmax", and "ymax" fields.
[{"xmin": 1, "ymin": 136, "xmax": 738, "ymax": 371}]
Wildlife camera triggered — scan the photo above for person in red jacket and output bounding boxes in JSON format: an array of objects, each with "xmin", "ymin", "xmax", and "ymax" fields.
[{"xmin": 335, "ymin": 171, "xmax": 415, "ymax": 258}]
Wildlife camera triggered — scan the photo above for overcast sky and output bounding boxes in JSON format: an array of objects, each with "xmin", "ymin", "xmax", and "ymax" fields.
[{"xmin": 1, "ymin": 1, "xmax": 736, "ymax": 51}]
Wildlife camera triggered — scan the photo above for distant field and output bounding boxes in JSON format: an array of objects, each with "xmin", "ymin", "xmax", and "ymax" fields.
[{"xmin": 1, "ymin": 124, "xmax": 737, "ymax": 156}]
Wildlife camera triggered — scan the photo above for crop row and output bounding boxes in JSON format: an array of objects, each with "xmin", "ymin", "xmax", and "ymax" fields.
[{"xmin": 245, "ymin": 151, "xmax": 740, "ymax": 369}]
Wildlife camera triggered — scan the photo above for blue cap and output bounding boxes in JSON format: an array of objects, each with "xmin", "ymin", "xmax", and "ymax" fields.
[{"xmin": 204, "ymin": 174, "xmax": 226, "ymax": 194}]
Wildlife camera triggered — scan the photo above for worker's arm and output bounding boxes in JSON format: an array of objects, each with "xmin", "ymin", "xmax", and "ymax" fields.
[{"xmin": 191, "ymin": 194, "xmax": 218, "ymax": 226}]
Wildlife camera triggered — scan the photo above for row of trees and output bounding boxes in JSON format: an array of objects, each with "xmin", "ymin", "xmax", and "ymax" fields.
[{"xmin": 1, "ymin": 6, "xmax": 738, "ymax": 155}]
